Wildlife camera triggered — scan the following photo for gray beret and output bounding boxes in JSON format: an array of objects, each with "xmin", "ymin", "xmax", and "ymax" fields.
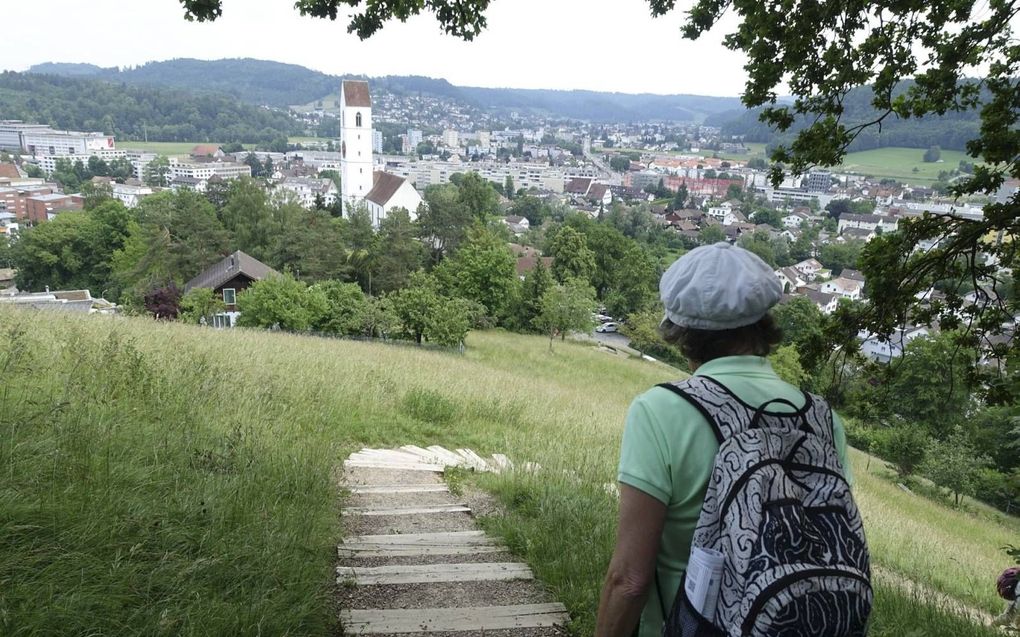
[{"xmin": 660, "ymin": 242, "xmax": 783, "ymax": 330}]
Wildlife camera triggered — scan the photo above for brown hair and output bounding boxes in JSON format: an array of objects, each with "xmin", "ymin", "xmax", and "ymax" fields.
[{"xmin": 659, "ymin": 314, "xmax": 783, "ymax": 365}]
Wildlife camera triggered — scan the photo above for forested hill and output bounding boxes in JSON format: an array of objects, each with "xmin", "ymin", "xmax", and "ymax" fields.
[
  {"xmin": 705, "ymin": 83, "xmax": 982, "ymax": 152},
  {"xmin": 28, "ymin": 58, "xmax": 744, "ymax": 123},
  {"xmin": 0, "ymin": 72, "xmax": 302, "ymax": 144},
  {"xmin": 30, "ymin": 59, "xmax": 337, "ymax": 110}
]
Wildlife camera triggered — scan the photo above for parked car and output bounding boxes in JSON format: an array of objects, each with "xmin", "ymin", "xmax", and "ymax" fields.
[
  {"xmin": 596, "ymin": 322, "xmax": 619, "ymax": 333},
  {"xmin": 594, "ymin": 313, "xmax": 613, "ymax": 323}
]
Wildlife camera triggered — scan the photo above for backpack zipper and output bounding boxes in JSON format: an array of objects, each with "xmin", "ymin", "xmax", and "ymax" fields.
[
  {"xmin": 740, "ymin": 567, "xmax": 871, "ymax": 636},
  {"xmin": 719, "ymin": 459, "xmax": 850, "ymax": 523}
]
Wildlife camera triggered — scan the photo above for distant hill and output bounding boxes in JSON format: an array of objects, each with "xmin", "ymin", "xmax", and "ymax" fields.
[
  {"xmin": 0, "ymin": 71, "xmax": 301, "ymax": 144},
  {"xmin": 707, "ymin": 84, "xmax": 982, "ymax": 152},
  {"xmin": 28, "ymin": 58, "xmax": 743, "ymax": 123}
]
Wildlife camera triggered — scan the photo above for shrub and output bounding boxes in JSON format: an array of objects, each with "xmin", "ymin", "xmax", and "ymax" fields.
[{"xmin": 874, "ymin": 425, "xmax": 928, "ymax": 477}]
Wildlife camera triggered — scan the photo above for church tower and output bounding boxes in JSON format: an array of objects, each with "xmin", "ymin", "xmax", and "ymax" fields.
[{"xmin": 339, "ymin": 80, "xmax": 374, "ymax": 217}]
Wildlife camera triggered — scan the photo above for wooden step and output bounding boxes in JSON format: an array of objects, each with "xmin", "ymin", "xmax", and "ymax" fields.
[
  {"xmin": 338, "ymin": 530, "xmax": 502, "ymax": 558},
  {"xmin": 348, "ymin": 484, "xmax": 449, "ymax": 495},
  {"xmin": 340, "ymin": 603, "xmax": 570, "ymax": 633},
  {"xmin": 337, "ymin": 562, "xmax": 533, "ymax": 585},
  {"xmin": 343, "ymin": 459, "xmax": 446, "ymax": 472},
  {"xmin": 342, "ymin": 504, "xmax": 471, "ymax": 517}
]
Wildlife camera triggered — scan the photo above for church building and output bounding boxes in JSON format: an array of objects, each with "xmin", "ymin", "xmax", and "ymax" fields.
[{"xmin": 339, "ymin": 80, "xmax": 422, "ymax": 226}]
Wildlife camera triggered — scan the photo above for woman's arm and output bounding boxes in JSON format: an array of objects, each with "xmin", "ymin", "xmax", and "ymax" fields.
[{"xmin": 595, "ymin": 484, "xmax": 668, "ymax": 637}]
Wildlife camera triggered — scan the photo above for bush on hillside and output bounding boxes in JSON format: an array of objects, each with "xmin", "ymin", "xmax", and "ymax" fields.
[{"xmin": 874, "ymin": 424, "xmax": 929, "ymax": 477}]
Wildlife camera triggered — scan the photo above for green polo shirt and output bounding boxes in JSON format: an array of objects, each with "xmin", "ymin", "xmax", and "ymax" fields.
[{"xmin": 617, "ymin": 356, "xmax": 852, "ymax": 637}]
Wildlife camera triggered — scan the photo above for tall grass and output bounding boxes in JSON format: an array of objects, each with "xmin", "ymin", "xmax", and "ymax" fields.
[{"xmin": 0, "ymin": 307, "xmax": 1012, "ymax": 636}]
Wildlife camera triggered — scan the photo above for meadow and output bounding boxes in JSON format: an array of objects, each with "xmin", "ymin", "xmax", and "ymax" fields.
[
  {"xmin": 0, "ymin": 307, "xmax": 1013, "ymax": 636},
  {"xmin": 839, "ymin": 147, "xmax": 974, "ymax": 185}
]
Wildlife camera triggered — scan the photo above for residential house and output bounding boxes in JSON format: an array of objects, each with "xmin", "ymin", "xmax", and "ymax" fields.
[
  {"xmin": 184, "ymin": 251, "xmax": 280, "ymax": 328},
  {"xmin": 503, "ymin": 215, "xmax": 530, "ymax": 235},
  {"xmin": 793, "ymin": 258, "xmax": 826, "ymax": 281},
  {"xmin": 840, "ymin": 227, "xmax": 875, "ymax": 242},
  {"xmin": 586, "ymin": 183, "xmax": 612, "ymax": 207},
  {"xmin": 837, "ymin": 212, "xmax": 899, "ymax": 235},
  {"xmin": 190, "ymin": 145, "xmax": 226, "ymax": 161},
  {"xmin": 782, "ymin": 210, "xmax": 811, "ymax": 228},
  {"xmin": 564, "ymin": 177, "xmax": 593, "ymax": 198},
  {"xmin": 171, "ymin": 175, "xmax": 209, "ymax": 193},
  {"xmin": 707, "ymin": 200, "xmax": 739, "ymax": 225},
  {"xmin": 840, "ymin": 269, "xmax": 866, "ymax": 282},
  {"xmin": 111, "ymin": 183, "xmax": 154, "ymax": 208},
  {"xmin": 801, "ymin": 288, "xmax": 839, "ymax": 314},
  {"xmin": 364, "ymin": 171, "xmax": 423, "ymax": 228},
  {"xmin": 775, "ymin": 267, "xmax": 807, "ymax": 294},
  {"xmin": 514, "ymin": 252, "xmax": 554, "ymax": 280},
  {"xmin": 858, "ymin": 326, "xmax": 930, "ymax": 363},
  {"xmin": 277, "ymin": 176, "xmax": 339, "ymax": 208},
  {"xmin": 820, "ymin": 277, "xmax": 864, "ymax": 301}
]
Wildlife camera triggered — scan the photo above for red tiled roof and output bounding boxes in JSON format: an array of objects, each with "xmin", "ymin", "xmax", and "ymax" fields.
[
  {"xmin": 564, "ymin": 177, "xmax": 592, "ymax": 195},
  {"xmin": 365, "ymin": 171, "xmax": 406, "ymax": 206},
  {"xmin": 342, "ymin": 80, "xmax": 372, "ymax": 108},
  {"xmin": 0, "ymin": 163, "xmax": 20, "ymax": 179},
  {"xmin": 515, "ymin": 255, "xmax": 554, "ymax": 277},
  {"xmin": 191, "ymin": 145, "xmax": 221, "ymax": 157}
]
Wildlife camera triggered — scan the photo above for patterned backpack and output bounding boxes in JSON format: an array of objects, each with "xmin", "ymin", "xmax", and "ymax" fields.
[{"xmin": 657, "ymin": 376, "xmax": 872, "ymax": 637}]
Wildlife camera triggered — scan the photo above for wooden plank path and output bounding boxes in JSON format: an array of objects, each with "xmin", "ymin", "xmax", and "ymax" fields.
[
  {"xmin": 341, "ymin": 604, "xmax": 570, "ymax": 634},
  {"xmin": 337, "ymin": 445, "xmax": 570, "ymax": 635}
]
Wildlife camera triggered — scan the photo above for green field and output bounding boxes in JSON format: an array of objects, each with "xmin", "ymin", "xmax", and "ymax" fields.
[
  {"xmin": 839, "ymin": 147, "xmax": 974, "ymax": 185},
  {"xmin": 1, "ymin": 308, "xmax": 1013, "ymax": 636},
  {"xmin": 710, "ymin": 142, "xmax": 768, "ymax": 162}
]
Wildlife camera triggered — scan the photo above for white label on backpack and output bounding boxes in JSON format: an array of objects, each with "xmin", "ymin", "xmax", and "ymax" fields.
[{"xmin": 685, "ymin": 547, "xmax": 725, "ymax": 618}]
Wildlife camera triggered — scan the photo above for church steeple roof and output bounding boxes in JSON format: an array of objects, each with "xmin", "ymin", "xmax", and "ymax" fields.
[{"xmin": 342, "ymin": 80, "xmax": 372, "ymax": 107}]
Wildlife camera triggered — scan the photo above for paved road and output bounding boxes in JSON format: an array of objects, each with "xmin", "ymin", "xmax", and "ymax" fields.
[{"xmin": 592, "ymin": 330, "xmax": 631, "ymax": 348}]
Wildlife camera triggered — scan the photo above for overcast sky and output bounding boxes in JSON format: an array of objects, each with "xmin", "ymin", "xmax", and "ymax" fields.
[{"xmin": 1, "ymin": 0, "xmax": 749, "ymax": 97}]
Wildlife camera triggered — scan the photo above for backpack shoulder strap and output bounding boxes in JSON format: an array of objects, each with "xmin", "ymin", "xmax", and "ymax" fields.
[{"xmin": 655, "ymin": 376, "xmax": 742, "ymax": 444}]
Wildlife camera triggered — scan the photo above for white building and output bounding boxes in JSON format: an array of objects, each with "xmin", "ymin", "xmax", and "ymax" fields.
[
  {"xmin": 340, "ymin": 80, "xmax": 375, "ymax": 216},
  {"xmin": 858, "ymin": 326, "xmax": 930, "ymax": 364},
  {"xmin": 111, "ymin": 183, "xmax": 154, "ymax": 208},
  {"xmin": 837, "ymin": 213, "xmax": 899, "ymax": 235},
  {"xmin": 171, "ymin": 161, "xmax": 251, "ymax": 181},
  {"xmin": 0, "ymin": 121, "xmax": 53, "ymax": 152},
  {"xmin": 707, "ymin": 201, "xmax": 739, "ymax": 226},
  {"xmin": 793, "ymin": 258, "xmax": 827, "ymax": 281},
  {"xmin": 277, "ymin": 177, "xmax": 338, "ymax": 208},
  {"xmin": 22, "ymin": 130, "xmax": 115, "ymax": 157},
  {"xmin": 385, "ymin": 160, "xmax": 567, "ymax": 193},
  {"xmin": 820, "ymin": 277, "xmax": 864, "ymax": 301},
  {"xmin": 407, "ymin": 129, "xmax": 423, "ymax": 148},
  {"xmin": 442, "ymin": 129, "xmax": 460, "ymax": 148},
  {"xmin": 364, "ymin": 171, "xmax": 422, "ymax": 227},
  {"xmin": 782, "ymin": 211, "xmax": 811, "ymax": 228},
  {"xmin": 35, "ymin": 148, "xmax": 127, "ymax": 174},
  {"xmin": 372, "ymin": 130, "xmax": 384, "ymax": 154}
]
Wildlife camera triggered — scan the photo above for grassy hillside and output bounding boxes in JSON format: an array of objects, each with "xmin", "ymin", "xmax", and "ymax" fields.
[
  {"xmin": 840, "ymin": 147, "xmax": 973, "ymax": 185},
  {"xmin": 1, "ymin": 308, "xmax": 1012, "ymax": 636}
]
